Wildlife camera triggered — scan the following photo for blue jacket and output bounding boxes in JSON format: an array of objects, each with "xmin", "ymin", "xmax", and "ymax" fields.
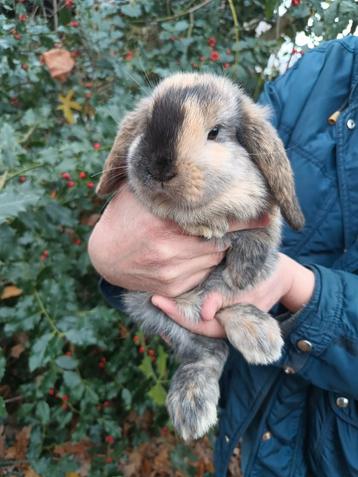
[
  {"xmin": 215, "ymin": 36, "xmax": 358, "ymax": 477},
  {"xmin": 101, "ymin": 36, "xmax": 358, "ymax": 477}
]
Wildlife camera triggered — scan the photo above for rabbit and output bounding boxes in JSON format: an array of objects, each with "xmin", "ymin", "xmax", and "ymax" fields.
[{"xmin": 96, "ymin": 72, "xmax": 304, "ymax": 441}]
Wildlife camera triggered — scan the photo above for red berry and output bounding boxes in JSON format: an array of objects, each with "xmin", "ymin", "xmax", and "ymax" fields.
[
  {"xmin": 65, "ymin": 351, "xmax": 72, "ymax": 357},
  {"xmin": 62, "ymin": 394, "xmax": 69, "ymax": 402},
  {"xmin": 124, "ymin": 51, "xmax": 133, "ymax": 61},
  {"xmin": 226, "ymin": 48, "xmax": 232, "ymax": 55},
  {"xmin": 208, "ymin": 36, "xmax": 217, "ymax": 48},
  {"xmin": 147, "ymin": 348, "xmax": 155, "ymax": 358},
  {"xmin": 66, "ymin": 181, "xmax": 76, "ymax": 188},
  {"xmin": 223, "ymin": 63, "xmax": 230, "ymax": 69},
  {"xmin": 84, "ymin": 82, "xmax": 93, "ymax": 88},
  {"xmin": 71, "ymin": 50, "xmax": 81, "ymax": 58},
  {"xmin": 133, "ymin": 335, "xmax": 140, "ymax": 344},
  {"xmin": 160, "ymin": 426, "xmax": 169, "ymax": 436},
  {"xmin": 48, "ymin": 388, "xmax": 55, "ymax": 396},
  {"xmin": 86, "ymin": 181, "xmax": 95, "ymax": 189},
  {"xmin": 74, "ymin": 238, "xmax": 81, "ymax": 245},
  {"xmin": 105, "ymin": 457, "xmax": 113, "ymax": 464},
  {"xmin": 18, "ymin": 175, "xmax": 26, "ymax": 183},
  {"xmin": 291, "ymin": 0, "xmax": 300, "ymax": 5},
  {"xmin": 18, "ymin": 15, "xmax": 28, "ymax": 22},
  {"xmin": 105, "ymin": 435, "xmax": 114, "ymax": 445},
  {"xmin": 138, "ymin": 346, "xmax": 145, "ymax": 354},
  {"xmin": 61, "ymin": 172, "xmax": 71, "ymax": 180},
  {"xmin": 65, "ymin": 0, "xmax": 74, "ymax": 8},
  {"xmin": 79, "ymin": 171, "xmax": 87, "ymax": 179},
  {"xmin": 70, "ymin": 20, "xmax": 79, "ymax": 27},
  {"xmin": 98, "ymin": 362, "xmax": 105, "ymax": 369},
  {"xmin": 14, "ymin": 33, "xmax": 22, "ymax": 40},
  {"xmin": 93, "ymin": 143, "xmax": 101, "ymax": 150},
  {"xmin": 42, "ymin": 250, "xmax": 49, "ymax": 258},
  {"xmin": 210, "ymin": 50, "xmax": 220, "ymax": 62},
  {"xmin": 21, "ymin": 63, "xmax": 29, "ymax": 71}
]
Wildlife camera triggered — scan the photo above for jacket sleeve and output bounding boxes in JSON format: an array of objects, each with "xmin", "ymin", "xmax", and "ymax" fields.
[
  {"xmin": 99, "ymin": 278, "xmax": 126, "ymax": 312},
  {"xmin": 279, "ymin": 265, "xmax": 358, "ymax": 400}
]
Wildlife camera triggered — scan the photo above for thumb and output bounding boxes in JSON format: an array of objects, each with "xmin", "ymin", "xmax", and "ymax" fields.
[
  {"xmin": 151, "ymin": 295, "xmax": 184, "ymax": 323},
  {"xmin": 200, "ymin": 292, "xmax": 224, "ymax": 321}
]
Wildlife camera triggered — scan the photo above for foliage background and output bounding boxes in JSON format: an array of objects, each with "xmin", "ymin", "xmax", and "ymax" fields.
[{"xmin": 0, "ymin": 0, "xmax": 357, "ymax": 475}]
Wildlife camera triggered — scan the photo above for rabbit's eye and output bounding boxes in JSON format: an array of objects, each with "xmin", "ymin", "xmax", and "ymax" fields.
[{"xmin": 207, "ymin": 126, "xmax": 220, "ymax": 140}]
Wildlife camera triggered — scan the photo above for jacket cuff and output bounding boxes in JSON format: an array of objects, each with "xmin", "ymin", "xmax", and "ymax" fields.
[
  {"xmin": 99, "ymin": 278, "xmax": 126, "ymax": 312},
  {"xmin": 279, "ymin": 265, "xmax": 344, "ymax": 370}
]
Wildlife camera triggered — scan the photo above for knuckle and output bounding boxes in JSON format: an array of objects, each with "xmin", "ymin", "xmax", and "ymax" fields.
[{"xmin": 157, "ymin": 266, "xmax": 177, "ymax": 284}]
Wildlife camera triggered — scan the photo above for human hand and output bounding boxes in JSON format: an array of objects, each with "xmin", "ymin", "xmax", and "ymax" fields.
[
  {"xmin": 151, "ymin": 253, "xmax": 315, "ymax": 338},
  {"xmin": 88, "ymin": 184, "xmax": 268, "ymax": 296}
]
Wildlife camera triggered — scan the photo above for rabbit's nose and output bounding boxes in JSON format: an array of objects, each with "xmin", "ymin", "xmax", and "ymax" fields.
[{"xmin": 147, "ymin": 159, "xmax": 177, "ymax": 182}]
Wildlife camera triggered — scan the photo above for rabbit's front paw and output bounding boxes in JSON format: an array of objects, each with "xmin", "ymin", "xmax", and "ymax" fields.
[
  {"xmin": 167, "ymin": 363, "xmax": 220, "ymax": 441},
  {"xmin": 217, "ymin": 304, "xmax": 283, "ymax": 365}
]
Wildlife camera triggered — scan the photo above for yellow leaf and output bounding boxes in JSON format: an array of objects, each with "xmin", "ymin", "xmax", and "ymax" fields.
[
  {"xmin": 66, "ymin": 473, "xmax": 80, "ymax": 477},
  {"xmin": 24, "ymin": 468, "xmax": 42, "ymax": 477},
  {"xmin": 1, "ymin": 285, "xmax": 23, "ymax": 300},
  {"xmin": 57, "ymin": 90, "xmax": 81, "ymax": 124}
]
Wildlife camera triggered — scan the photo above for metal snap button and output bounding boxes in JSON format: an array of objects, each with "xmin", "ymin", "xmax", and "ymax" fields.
[
  {"xmin": 296, "ymin": 339, "xmax": 312, "ymax": 353},
  {"xmin": 284, "ymin": 366, "xmax": 295, "ymax": 375},
  {"xmin": 336, "ymin": 397, "xmax": 349, "ymax": 408},
  {"xmin": 225, "ymin": 434, "xmax": 230, "ymax": 443},
  {"xmin": 262, "ymin": 431, "xmax": 272, "ymax": 441},
  {"xmin": 347, "ymin": 119, "xmax": 356, "ymax": 130}
]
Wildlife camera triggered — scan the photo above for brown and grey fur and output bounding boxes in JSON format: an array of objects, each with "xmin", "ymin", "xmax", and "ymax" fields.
[{"xmin": 97, "ymin": 73, "xmax": 304, "ymax": 441}]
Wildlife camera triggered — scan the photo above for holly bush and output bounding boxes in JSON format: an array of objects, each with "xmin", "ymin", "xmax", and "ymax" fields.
[{"xmin": 0, "ymin": 1, "xmax": 356, "ymax": 476}]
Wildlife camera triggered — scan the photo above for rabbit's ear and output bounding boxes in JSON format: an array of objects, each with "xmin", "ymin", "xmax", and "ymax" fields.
[
  {"xmin": 96, "ymin": 98, "xmax": 151, "ymax": 196},
  {"xmin": 237, "ymin": 98, "xmax": 304, "ymax": 230}
]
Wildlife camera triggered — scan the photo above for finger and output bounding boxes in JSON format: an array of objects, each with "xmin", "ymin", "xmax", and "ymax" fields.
[
  {"xmin": 228, "ymin": 211, "xmax": 271, "ymax": 232},
  {"xmin": 151, "ymin": 296, "xmax": 226, "ymax": 338},
  {"xmin": 200, "ymin": 292, "xmax": 224, "ymax": 321},
  {"xmin": 178, "ymin": 236, "xmax": 229, "ymax": 256}
]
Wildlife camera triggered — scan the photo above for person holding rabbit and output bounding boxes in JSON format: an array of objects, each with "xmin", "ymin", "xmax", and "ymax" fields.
[{"xmin": 88, "ymin": 36, "xmax": 358, "ymax": 477}]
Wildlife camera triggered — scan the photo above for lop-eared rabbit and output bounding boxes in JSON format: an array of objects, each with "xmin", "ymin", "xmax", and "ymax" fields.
[{"xmin": 97, "ymin": 73, "xmax": 304, "ymax": 441}]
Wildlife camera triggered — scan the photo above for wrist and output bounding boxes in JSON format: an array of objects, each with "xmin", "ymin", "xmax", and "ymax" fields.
[{"xmin": 280, "ymin": 256, "xmax": 315, "ymax": 313}]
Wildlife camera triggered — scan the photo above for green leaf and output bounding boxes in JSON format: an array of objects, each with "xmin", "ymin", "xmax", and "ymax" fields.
[
  {"xmin": 148, "ymin": 382, "xmax": 167, "ymax": 406},
  {"xmin": 121, "ymin": 3, "xmax": 142, "ymax": 17},
  {"xmin": 174, "ymin": 20, "xmax": 189, "ymax": 32},
  {"xmin": 36, "ymin": 401, "xmax": 50, "ymax": 425},
  {"xmin": 139, "ymin": 355, "xmax": 155, "ymax": 379},
  {"xmin": 121, "ymin": 388, "xmax": 132, "ymax": 409},
  {"xmin": 0, "ymin": 187, "xmax": 39, "ymax": 224},
  {"xmin": 55, "ymin": 355, "xmax": 78, "ymax": 370},
  {"xmin": 0, "ymin": 396, "xmax": 7, "ymax": 419},
  {"xmin": 63, "ymin": 370, "xmax": 81, "ymax": 388},
  {"xmin": 0, "ymin": 347, "xmax": 5, "ymax": 381},
  {"xmin": 29, "ymin": 333, "xmax": 53, "ymax": 372},
  {"xmin": 156, "ymin": 345, "xmax": 167, "ymax": 379}
]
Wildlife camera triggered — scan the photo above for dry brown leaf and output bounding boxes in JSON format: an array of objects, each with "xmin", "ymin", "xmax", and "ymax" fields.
[
  {"xmin": 41, "ymin": 48, "xmax": 75, "ymax": 82},
  {"xmin": 53, "ymin": 439, "xmax": 92, "ymax": 458},
  {"xmin": 1, "ymin": 285, "xmax": 22, "ymax": 300},
  {"xmin": 80, "ymin": 213, "xmax": 100, "ymax": 227},
  {"xmin": 0, "ymin": 426, "xmax": 5, "ymax": 459},
  {"xmin": 5, "ymin": 426, "xmax": 31, "ymax": 460},
  {"xmin": 10, "ymin": 343, "xmax": 25, "ymax": 359},
  {"xmin": 24, "ymin": 467, "xmax": 42, "ymax": 477}
]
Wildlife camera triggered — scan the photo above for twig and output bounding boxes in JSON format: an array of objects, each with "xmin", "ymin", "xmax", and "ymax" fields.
[
  {"xmin": 34, "ymin": 290, "xmax": 64, "ymax": 338},
  {"xmin": 227, "ymin": 0, "xmax": 240, "ymax": 64},
  {"xmin": 52, "ymin": 0, "xmax": 58, "ymax": 30},
  {"xmin": 4, "ymin": 395, "xmax": 23, "ymax": 404}
]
